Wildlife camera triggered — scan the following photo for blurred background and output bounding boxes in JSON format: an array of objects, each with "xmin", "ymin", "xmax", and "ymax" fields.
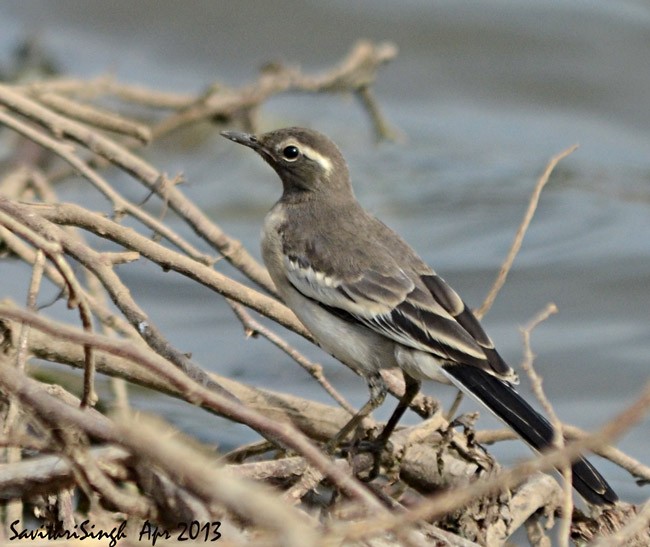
[{"xmin": 1, "ymin": 1, "xmax": 648, "ymax": 503}]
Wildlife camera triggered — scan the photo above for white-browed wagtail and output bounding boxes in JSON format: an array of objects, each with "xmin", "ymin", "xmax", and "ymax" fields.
[{"xmin": 221, "ymin": 127, "xmax": 618, "ymax": 505}]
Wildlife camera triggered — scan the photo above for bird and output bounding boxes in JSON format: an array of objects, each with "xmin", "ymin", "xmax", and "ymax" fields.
[{"xmin": 221, "ymin": 126, "xmax": 618, "ymax": 505}]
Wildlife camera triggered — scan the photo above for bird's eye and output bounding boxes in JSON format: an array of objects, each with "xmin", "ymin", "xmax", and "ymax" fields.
[{"xmin": 282, "ymin": 145, "xmax": 300, "ymax": 161}]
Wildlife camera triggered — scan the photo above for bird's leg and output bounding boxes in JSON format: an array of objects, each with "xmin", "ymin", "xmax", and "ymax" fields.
[
  {"xmin": 377, "ymin": 374, "xmax": 421, "ymax": 446},
  {"xmin": 325, "ymin": 372, "xmax": 386, "ymax": 454},
  {"xmin": 364, "ymin": 374, "xmax": 421, "ymax": 481}
]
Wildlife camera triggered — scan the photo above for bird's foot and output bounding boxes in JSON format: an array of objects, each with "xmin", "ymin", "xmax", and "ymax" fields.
[{"xmin": 341, "ymin": 436, "xmax": 390, "ymax": 482}]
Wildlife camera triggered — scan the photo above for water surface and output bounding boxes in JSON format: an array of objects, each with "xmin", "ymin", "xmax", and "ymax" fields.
[{"xmin": 1, "ymin": 0, "xmax": 648, "ymax": 503}]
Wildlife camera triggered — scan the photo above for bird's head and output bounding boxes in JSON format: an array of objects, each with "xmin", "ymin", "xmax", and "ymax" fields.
[{"xmin": 221, "ymin": 127, "xmax": 352, "ymax": 199}]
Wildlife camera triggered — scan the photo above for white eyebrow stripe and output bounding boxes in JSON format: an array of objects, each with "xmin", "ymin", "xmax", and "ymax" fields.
[
  {"xmin": 300, "ymin": 144, "xmax": 333, "ymax": 174},
  {"xmin": 280, "ymin": 140, "xmax": 333, "ymax": 175}
]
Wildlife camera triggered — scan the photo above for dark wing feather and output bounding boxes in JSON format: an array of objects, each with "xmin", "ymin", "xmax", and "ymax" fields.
[
  {"xmin": 283, "ymin": 252, "xmax": 511, "ymax": 376},
  {"xmin": 422, "ymin": 274, "xmax": 514, "ymax": 379}
]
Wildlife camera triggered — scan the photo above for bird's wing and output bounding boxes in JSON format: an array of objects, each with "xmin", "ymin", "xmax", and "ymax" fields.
[{"xmin": 283, "ymin": 252, "xmax": 512, "ymax": 378}]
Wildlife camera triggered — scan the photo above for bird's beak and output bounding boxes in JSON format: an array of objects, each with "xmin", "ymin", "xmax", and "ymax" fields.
[{"xmin": 220, "ymin": 130, "xmax": 261, "ymax": 151}]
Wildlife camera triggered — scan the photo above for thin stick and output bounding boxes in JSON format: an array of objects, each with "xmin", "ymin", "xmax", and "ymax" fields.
[
  {"xmin": 0, "ymin": 83, "xmax": 271, "ymax": 289},
  {"xmin": 0, "ymin": 198, "xmax": 236, "ymax": 398},
  {"xmin": 591, "ymin": 500, "xmax": 650, "ymax": 547},
  {"xmin": 476, "ymin": 144, "xmax": 578, "ymax": 319},
  {"xmin": 0, "ymin": 306, "xmax": 386, "ymax": 511},
  {"xmin": 229, "ymin": 300, "xmax": 356, "ymax": 415},
  {"xmin": 16, "ymin": 251, "xmax": 46, "ymax": 370},
  {"xmin": 519, "ymin": 303, "xmax": 571, "ymax": 547},
  {"xmin": 21, "ymin": 75, "xmax": 196, "ymax": 108},
  {"xmin": 563, "ymin": 425, "xmax": 650, "ymax": 483},
  {"xmin": 0, "ymin": 104, "xmax": 212, "ymax": 265},
  {"xmin": 338, "ymin": 380, "xmax": 650, "ymax": 542},
  {"xmin": 25, "ymin": 200, "xmax": 308, "ymax": 337},
  {"xmin": 2, "ymin": 251, "xmax": 45, "ymax": 530},
  {"xmin": 38, "ymin": 92, "xmax": 151, "ymax": 143},
  {"xmin": 0, "ymin": 209, "xmax": 97, "ymax": 407}
]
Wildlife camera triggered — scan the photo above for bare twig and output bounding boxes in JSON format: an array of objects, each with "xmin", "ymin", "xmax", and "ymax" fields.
[
  {"xmin": 37, "ymin": 92, "xmax": 151, "ymax": 143},
  {"xmin": 338, "ymin": 379, "xmax": 650, "ymax": 542},
  {"xmin": 16, "ymin": 251, "xmax": 45, "ymax": 370},
  {"xmin": 0, "ymin": 198, "xmax": 237, "ymax": 400},
  {"xmin": 113, "ymin": 413, "xmax": 318, "ymax": 547},
  {"xmin": 151, "ymin": 40, "xmax": 397, "ymax": 140},
  {"xmin": 21, "ymin": 75, "xmax": 196, "ymax": 108},
  {"xmin": 0, "ymin": 445, "xmax": 130, "ymax": 501},
  {"xmin": 475, "ymin": 425, "xmax": 650, "ymax": 486},
  {"xmin": 519, "ymin": 303, "xmax": 572, "ymax": 547},
  {"xmin": 356, "ymin": 85, "xmax": 399, "ymax": 142},
  {"xmin": 22, "ymin": 200, "xmax": 306, "ymax": 336},
  {"xmin": 0, "ymin": 207, "xmax": 98, "ymax": 407},
  {"xmin": 0, "ymin": 103, "xmax": 211, "ymax": 265},
  {"xmin": 229, "ymin": 300, "xmax": 356, "ymax": 415},
  {"xmin": 563, "ymin": 425, "xmax": 650, "ymax": 485},
  {"xmin": 476, "ymin": 144, "xmax": 578, "ymax": 319},
  {"xmin": 1, "ymin": 251, "xmax": 45, "ymax": 531},
  {"xmin": 0, "ymin": 308, "xmax": 385, "ymax": 510},
  {"xmin": 0, "ymin": 311, "xmax": 358, "ymax": 443},
  {"xmin": 590, "ymin": 500, "xmax": 650, "ymax": 547},
  {"xmin": 1, "ymin": 48, "xmax": 645, "ymax": 544}
]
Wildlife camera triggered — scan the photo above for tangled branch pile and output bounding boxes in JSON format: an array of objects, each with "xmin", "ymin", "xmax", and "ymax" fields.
[{"xmin": 0, "ymin": 41, "xmax": 648, "ymax": 546}]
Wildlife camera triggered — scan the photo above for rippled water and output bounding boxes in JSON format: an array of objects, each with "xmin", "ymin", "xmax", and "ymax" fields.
[{"xmin": 2, "ymin": 0, "xmax": 648, "ymax": 502}]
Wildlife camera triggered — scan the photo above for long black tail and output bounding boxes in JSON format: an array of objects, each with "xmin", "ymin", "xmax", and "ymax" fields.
[{"xmin": 444, "ymin": 363, "xmax": 618, "ymax": 505}]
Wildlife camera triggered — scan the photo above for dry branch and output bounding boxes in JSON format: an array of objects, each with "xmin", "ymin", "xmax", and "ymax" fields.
[
  {"xmin": 0, "ymin": 40, "xmax": 647, "ymax": 546},
  {"xmin": 339, "ymin": 381, "xmax": 650, "ymax": 543},
  {"xmin": 476, "ymin": 144, "xmax": 578, "ymax": 319}
]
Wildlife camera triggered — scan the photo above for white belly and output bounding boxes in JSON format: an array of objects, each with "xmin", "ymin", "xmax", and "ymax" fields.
[
  {"xmin": 261, "ymin": 205, "xmax": 397, "ymax": 376},
  {"xmin": 283, "ymin": 286, "xmax": 398, "ymax": 375},
  {"xmin": 261, "ymin": 205, "xmax": 451, "ymax": 384}
]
